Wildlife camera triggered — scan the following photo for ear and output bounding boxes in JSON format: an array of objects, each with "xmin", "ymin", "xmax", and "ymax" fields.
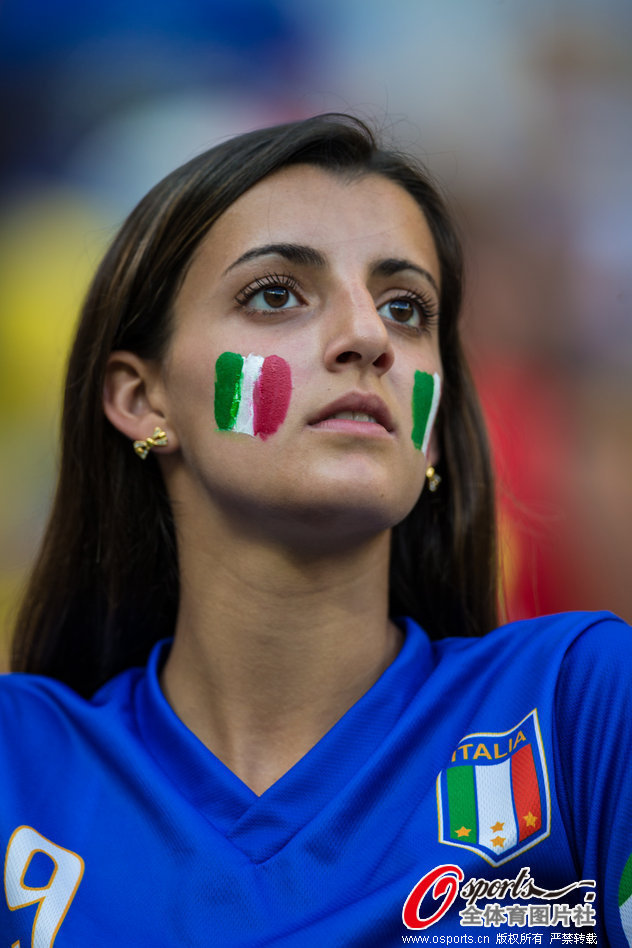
[{"xmin": 103, "ymin": 351, "xmax": 177, "ymax": 453}]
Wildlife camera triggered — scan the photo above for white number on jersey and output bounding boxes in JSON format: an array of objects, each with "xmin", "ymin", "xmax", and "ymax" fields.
[{"xmin": 4, "ymin": 826, "xmax": 84, "ymax": 948}]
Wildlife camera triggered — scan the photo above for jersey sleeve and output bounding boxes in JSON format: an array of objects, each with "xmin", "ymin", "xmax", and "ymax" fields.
[{"xmin": 554, "ymin": 614, "xmax": 632, "ymax": 946}]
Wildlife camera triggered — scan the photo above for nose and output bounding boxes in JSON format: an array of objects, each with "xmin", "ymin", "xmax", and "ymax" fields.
[{"xmin": 323, "ymin": 287, "xmax": 395, "ymax": 374}]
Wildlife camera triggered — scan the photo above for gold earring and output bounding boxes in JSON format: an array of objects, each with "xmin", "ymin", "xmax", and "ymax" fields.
[
  {"xmin": 426, "ymin": 465, "xmax": 441, "ymax": 492},
  {"xmin": 133, "ymin": 427, "xmax": 168, "ymax": 459}
]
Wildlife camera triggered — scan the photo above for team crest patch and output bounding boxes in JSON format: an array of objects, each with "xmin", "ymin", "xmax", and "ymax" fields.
[{"xmin": 436, "ymin": 709, "xmax": 551, "ymax": 866}]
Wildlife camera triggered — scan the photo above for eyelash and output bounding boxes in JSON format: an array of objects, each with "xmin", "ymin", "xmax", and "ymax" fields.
[
  {"xmin": 382, "ymin": 289, "xmax": 440, "ymax": 333},
  {"xmin": 234, "ymin": 272, "xmax": 439, "ymax": 332},
  {"xmin": 234, "ymin": 273, "xmax": 302, "ymax": 308}
]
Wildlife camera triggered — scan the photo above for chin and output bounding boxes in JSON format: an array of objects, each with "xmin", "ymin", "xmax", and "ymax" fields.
[{"xmin": 267, "ymin": 485, "xmax": 421, "ymax": 550}]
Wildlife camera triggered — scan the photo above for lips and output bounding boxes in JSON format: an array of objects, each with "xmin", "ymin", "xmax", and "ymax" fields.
[{"xmin": 308, "ymin": 392, "xmax": 394, "ymax": 432}]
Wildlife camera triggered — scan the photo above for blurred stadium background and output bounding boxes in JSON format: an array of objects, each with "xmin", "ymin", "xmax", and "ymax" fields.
[{"xmin": 1, "ymin": 0, "xmax": 631, "ymax": 664}]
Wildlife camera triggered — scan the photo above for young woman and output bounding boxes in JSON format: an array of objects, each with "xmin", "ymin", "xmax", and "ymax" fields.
[{"xmin": 3, "ymin": 114, "xmax": 631, "ymax": 946}]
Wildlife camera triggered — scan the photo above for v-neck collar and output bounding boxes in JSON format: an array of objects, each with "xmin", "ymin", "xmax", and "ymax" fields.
[{"xmin": 134, "ymin": 618, "xmax": 434, "ymax": 863}]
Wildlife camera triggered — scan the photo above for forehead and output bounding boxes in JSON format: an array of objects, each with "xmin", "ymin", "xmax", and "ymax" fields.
[{"xmin": 196, "ymin": 164, "xmax": 440, "ymax": 280}]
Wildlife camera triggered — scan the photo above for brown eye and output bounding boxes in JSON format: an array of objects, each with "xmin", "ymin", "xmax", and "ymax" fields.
[
  {"xmin": 387, "ymin": 300, "xmax": 415, "ymax": 322},
  {"xmin": 239, "ymin": 282, "xmax": 301, "ymax": 312},
  {"xmin": 262, "ymin": 286, "xmax": 290, "ymax": 308},
  {"xmin": 378, "ymin": 297, "xmax": 422, "ymax": 327}
]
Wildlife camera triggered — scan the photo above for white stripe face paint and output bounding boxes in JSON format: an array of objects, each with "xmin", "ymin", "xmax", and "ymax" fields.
[
  {"xmin": 421, "ymin": 374, "xmax": 442, "ymax": 455},
  {"xmin": 232, "ymin": 353, "xmax": 264, "ymax": 436}
]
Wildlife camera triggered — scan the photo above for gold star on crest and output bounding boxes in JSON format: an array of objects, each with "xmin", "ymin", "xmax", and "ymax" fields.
[
  {"xmin": 524, "ymin": 811, "xmax": 537, "ymax": 828},
  {"xmin": 455, "ymin": 826, "xmax": 471, "ymax": 838},
  {"xmin": 491, "ymin": 835, "xmax": 506, "ymax": 849},
  {"xmin": 490, "ymin": 821, "xmax": 504, "ymax": 832}
]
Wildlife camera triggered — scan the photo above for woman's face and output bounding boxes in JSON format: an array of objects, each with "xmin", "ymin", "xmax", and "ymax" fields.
[{"xmin": 160, "ymin": 164, "xmax": 442, "ymax": 547}]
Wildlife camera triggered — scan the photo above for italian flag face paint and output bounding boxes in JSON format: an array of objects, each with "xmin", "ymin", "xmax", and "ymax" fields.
[
  {"xmin": 618, "ymin": 853, "xmax": 632, "ymax": 945},
  {"xmin": 214, "ymin": 351, "xmax": 292, "ymax": 440},
  {"xmin": 411, "ymin": 370, "xmax": 441, "ymax": 453}
]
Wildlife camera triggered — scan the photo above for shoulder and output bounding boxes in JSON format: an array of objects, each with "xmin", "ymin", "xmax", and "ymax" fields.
[
  {"xmin": 499, "ymin": 610, "xmax": 632, "ymax": 699},
  {"xmin": 0, "ymin": 663, "xmax": 140, "ymax": 705},
  {"xmin": 0, "ymin": 671, "xmax": 86, "ymax": 719},
  {"xmin": 425, "ymin": 611, "xmax": 630, "ymax": 750},
  {"xmin": 552, "ymin": 610, "xmax": 632, "ymax": 679},
  {"xmin": 489, "ymin": 608, "xmax": 627, "ymax": 649},
  {"xmin": 427, "ymin": 607, "xmax": 632, "ymax": 744},
  {"xmin": 551, "ymin": 610, "xmax": 632, "ymax": 744},
  {"xmin": 433, "ymin": 609, "xmax": 628, "ymax": 677},
  {"xmin": 539, "ymin": 615, "xmax": 632, "ymax": 943},
  {"xmin": 0, "ymin": 665, "xmax": 143, "ymax": 752}
]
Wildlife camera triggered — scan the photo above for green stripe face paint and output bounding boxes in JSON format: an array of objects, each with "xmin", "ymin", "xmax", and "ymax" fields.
[
  {"xmin": 214, "ymin": 351, "xmax": 244, "ymax": 431},
  {"xmin": 411, "ymin": 371, "xmax": 441, "ymax": 453}
]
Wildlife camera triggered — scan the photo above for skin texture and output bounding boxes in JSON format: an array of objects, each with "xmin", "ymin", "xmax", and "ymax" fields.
[{"xmin": 104, "ymin": 165, "xmax": 442, "ymax": 794}]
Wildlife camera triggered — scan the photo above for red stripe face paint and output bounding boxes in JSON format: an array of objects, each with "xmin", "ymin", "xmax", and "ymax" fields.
[{"xmin": 252, "ymin": 355, "xmax": 292, "ymax": 439}]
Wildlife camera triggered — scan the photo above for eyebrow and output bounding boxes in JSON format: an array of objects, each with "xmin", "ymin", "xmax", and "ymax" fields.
[
  {"xmin": 372, "ymin": 257, "xmax": 439, "ymax": 296},
  {"xmin": 224, "ymin": 243, "xmax": 326, "ymax": 274},
  {"xmin": 224, "ymin": 242, "xmax": 440, "ymax": 296}
]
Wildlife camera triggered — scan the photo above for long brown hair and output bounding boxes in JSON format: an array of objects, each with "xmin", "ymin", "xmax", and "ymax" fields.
[{"xmin": 12, "ymin": 113, "xmax": 497, "ymax": 696}]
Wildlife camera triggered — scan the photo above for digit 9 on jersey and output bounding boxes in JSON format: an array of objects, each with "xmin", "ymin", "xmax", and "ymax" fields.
[{"xmin": 4, "ymin": 825, "xmax": 84, "ymax": 948}]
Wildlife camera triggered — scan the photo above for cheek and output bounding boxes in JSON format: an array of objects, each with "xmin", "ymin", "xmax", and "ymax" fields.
[
  {"xmin": 214, "ymin": 351, "xmax": 292, "ymax": 440},
  {"xmin": 411, "ymin": 370, "xmax": 441, "ymax": 453}
]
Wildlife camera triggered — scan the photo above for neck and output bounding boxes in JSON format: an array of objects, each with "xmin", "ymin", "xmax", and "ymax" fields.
[{"xmin": 161, "ymin": 524, "xmax": 401, "ymax": 795}]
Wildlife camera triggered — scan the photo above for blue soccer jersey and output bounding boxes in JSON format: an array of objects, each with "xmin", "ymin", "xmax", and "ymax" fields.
[{"xmin": 1, "ymin": 611, "xmax": 630, "ymax": 946}]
